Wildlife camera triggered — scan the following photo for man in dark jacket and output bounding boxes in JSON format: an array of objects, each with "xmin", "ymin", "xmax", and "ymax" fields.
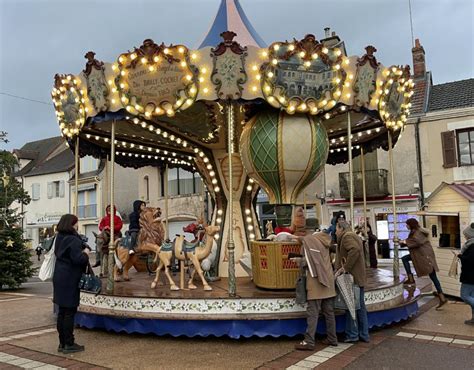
[
  {"xmin": 53, "ymin": 214, "xmax": 90, "ymax": 354},
  {"xmin": 128, "ymin": 200, "xmax": 146, "ymax": 254},
  {"xmin": 460, "ymin": 223, "xmax": 474, "ymax": 325},
  {"xmin": 335, "ymin": 220, "xmax": 369, "ymax": 343}
]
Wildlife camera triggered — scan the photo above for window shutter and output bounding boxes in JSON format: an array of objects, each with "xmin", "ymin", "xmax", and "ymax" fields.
[
  {"xmin": 441, "ymin": 131, "xmax": 457, "ymax": 168},
  {"xmin": 47, "ymin": 182, "xmax": 53, "ymax": 199},
  {"xmin": 59, "ymin": 181, "xmax": 65, "ymax": 198}
]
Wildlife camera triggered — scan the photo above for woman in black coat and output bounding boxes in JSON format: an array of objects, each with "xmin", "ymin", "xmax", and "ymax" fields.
[{"xmin": 53, "ymin": 214, "xmax": 90, "ymax": 354}]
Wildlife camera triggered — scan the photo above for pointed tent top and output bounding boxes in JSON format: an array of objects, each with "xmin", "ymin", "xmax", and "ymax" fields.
[{"xmin": 198, "ymin": 0, "xmax": 266, "ymax": 48}]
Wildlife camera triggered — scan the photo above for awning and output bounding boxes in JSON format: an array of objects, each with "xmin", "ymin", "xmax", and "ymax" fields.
[{"xmin": 409, "ymin": 211, "xmax": 459, "ymax": 217}]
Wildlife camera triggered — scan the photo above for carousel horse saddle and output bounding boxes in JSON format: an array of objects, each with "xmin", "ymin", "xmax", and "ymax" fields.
[{"xmin": 182, "ymin": 240, "xmax": 202, "ymax": 252}]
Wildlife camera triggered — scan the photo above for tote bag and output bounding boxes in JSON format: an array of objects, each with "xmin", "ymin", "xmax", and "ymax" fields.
[{"xmin": 38, "ymin": 237, "xmax": 57, "ymax": 281}]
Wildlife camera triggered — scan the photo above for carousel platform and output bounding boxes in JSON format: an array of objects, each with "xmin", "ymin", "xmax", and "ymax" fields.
[{"xmin": 75, "ymin": 268, "xmax": 421, "ymax": 338}]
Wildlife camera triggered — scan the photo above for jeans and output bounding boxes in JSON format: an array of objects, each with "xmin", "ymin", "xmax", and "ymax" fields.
[
  {"xmin": 461, "ymin": 283, "xmax": 474, "ymax": 319},
  {"xmin": 57, "ymin": 306, "xmax": 77, "ymax": 346},
  {"xmin": 345, "ymin": 287, "xmax": 369, "ymax": 342},
  {"xmin": 402, "ymin": 254, "xmax": 443, "ymax": 293},
  {"xmin": 304, "ymin": 298, "xmax": 337, "ymax": 345}
]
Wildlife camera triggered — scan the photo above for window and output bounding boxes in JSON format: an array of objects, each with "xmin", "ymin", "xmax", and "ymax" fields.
[
  {"xmin": 31, "ymin": 183, "xmax": 40, "ymax": 200},
  {"xmin": 47, "ymin": 181, "xmax": 64, "ymax": 198},
  {"xmin": 144, "ymin": 176, "xmax": 150, "ymax": 201},
  {"xmin": 457, "ymin": 129, "xmax": 474, "ymax": 166},
  {"xmin": 165, "ymin": 168, "xmax": 202, "ymax": 196},
  {"xmin": 80, "ymin": 156, "xmax": 99, "ymax": 173}
]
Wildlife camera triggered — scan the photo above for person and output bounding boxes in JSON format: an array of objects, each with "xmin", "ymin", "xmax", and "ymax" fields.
[
  {"xmin": 35, "ymin": 245, "xmax": 42, "ymax": 261},
  {"xmin": 367, "ymin": 223, "xmax": 378, "ymax": 268},
  {"xmin": 335, "ymin": 220, "xmax": 369, "ymax": 343},
  {"xmin": 53, "ymin": 214, "xmax": 90, "ymax": 354},
  {"xmin": 128, "ymin": 200, "xmax": 146, "ymax": 254},
  {"xmin": 93, "ymin": 205, "xmax": 123, "ymax": 266},
  {"xmin": 295, "ymin": 231, "xmax": 338, "ymax": 350},
  {"xmin": 459, "ymin": 223, "xmax": 474, "ymax": 325},
  {"xmin": 401, "ymin": 218, "xmax": 447, "ymax": 309},
  {"xmin": 326, "ymin": 211, "xmax": 345, "ymax": 243}
]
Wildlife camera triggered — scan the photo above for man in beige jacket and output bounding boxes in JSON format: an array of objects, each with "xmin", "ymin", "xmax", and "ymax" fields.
[
  {"xmin": 295, "ymin": 232, "xmax": 338, "ymax": 350},
  {"xmin": 335, "ymin": 220, "xmax": 369, "ymax": 343}
]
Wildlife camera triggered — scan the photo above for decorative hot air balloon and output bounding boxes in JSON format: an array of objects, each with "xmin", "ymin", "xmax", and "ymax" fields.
[{"xmin": 240, "ymin": 110, "xmax": 329, "ymax": 205}]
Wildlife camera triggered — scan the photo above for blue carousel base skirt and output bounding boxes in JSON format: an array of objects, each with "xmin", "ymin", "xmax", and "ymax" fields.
[{"xmin": 75, "ymin": 300, "xmax": 418, "ymax": 339}]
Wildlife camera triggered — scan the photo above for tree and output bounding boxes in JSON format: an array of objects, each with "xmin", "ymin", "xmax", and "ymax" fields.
[{"xmin": 0, "ymin": 149, "xmax": 34, "ymax": 289}]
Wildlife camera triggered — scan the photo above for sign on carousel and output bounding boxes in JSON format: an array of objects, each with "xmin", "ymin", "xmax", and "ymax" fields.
[{"xmin": 115, "ymin": 39, "xmax": 199, "ymax": 118}]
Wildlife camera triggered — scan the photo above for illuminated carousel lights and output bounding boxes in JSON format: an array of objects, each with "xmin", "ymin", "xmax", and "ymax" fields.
[
  {"xmin": 115, "ymin": 43, "xmax": 199, "ymax": 118},
  {"xmin": 130, "ymin": 119, "xmax": 191, "ymax": 150},
  {"xmin": 244, "ymin": 178, "xmax": 256, "ymax": 241},
  {"xmin": 52, "ymin": 75, "xmax": 87, "ymax": 138},
  {"xmin": 259, "ymin": 41, "xmax": 347, "ymax": 114},
  {"xmin": 378, "ymin": 66, "xmax": 414, "ymax": 131},
  {"xmin": 328, "ymin": 127, "xmax": 382, "ymax": 146}
]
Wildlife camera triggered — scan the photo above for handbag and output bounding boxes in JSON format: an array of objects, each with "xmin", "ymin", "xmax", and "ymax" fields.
[
  {"xmin": 448, "ymin": 253, "xmax": 460, "ymax": 279},
  {"xmin": 38, "ymin": 237, "xmax": 57, "ymax": 281},
  {"xmin": 78, "ymin": 262, "xmax": 102, "ymax": 294},
  {"xmin": 295, "ymin": 261, "xmax": 307, "ymax": 305}
]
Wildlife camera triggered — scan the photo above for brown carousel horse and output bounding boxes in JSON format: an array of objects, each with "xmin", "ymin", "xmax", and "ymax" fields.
[{"xmin": 114, "ymin": 207, "xmax": 164, "ymax": 282}]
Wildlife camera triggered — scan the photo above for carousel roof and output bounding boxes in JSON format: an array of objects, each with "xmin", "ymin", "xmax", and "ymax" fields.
[{"xmin": 198, "ymin": 0, "xmax": 266, "ymax": 48}]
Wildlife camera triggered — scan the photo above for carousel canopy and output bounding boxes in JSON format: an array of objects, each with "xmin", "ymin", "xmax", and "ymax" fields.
[
  {"xmin": 51, "ymin": 2, "xmax": 413, "ymax": 178},
  {"xmin": 198, "ymin": 0, "xmax": 266, "ymax": 48}
]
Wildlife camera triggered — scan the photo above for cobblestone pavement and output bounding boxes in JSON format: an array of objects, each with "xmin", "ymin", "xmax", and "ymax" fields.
[{"xmin": 1, "ymin": 269, "xmax": 473, "ymax": 369}]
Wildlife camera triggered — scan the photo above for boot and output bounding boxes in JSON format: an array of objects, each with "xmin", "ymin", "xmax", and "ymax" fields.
[
  {"xmin": 435, "ymin": 293, "xmax": 448, "ymax": 310},
  {"xmin": 403, "ymin": 274, "xmax": 416, "ymax": 285}
]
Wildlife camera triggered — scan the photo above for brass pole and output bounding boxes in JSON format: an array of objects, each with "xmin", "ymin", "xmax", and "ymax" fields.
[
  {"xmin": 347, "ymin": 112, "xmax": 354, "ymax": 227},
  {"xmin": 361, "ymin": 146, "xmax": 370, "ymax": 267},
  {"xmin": 164, "ymin": 164, "xmax": 169, "ymax": 241},
  {"xmin": 388, "ymin": 130, "xmax": 400, "ymax": 279},
  {"xmin": 106, "ymin": 120, "xmax": 116, "ymax": 293},
  {"xmin": 74, "ymin": 136, "xmax": 79, "ymax": 215},
  {"xmin": 227, "ymin": 102, "xmax": 236, "ymax": 297}
]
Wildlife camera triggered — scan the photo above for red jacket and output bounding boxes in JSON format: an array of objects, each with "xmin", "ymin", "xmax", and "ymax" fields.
[{"xmin": 99, "ymin": 205, "xmax": 123, "ymax": 234}]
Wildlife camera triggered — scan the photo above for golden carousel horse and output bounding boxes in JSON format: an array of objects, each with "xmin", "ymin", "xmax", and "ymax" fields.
[{"xmin": 114, "ymin": 207, "xmax": 164, "ymax": 282}]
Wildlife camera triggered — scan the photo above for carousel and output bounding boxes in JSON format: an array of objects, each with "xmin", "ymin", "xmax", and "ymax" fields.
[{"xmin": 51, "ymin": 0, "xmax": 419, "ymax": 338}]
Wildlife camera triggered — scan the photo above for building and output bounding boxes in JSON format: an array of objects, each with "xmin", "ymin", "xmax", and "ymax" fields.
[
  {"xmin": 13, "ymin": 136, "xmax": 141, "ymax": 248},
  {"xmin": 14, "ymin": 137, "xmax": 74, "ymax": 246}
]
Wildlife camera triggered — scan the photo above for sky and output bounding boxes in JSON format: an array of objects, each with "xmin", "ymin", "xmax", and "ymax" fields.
[{"xmin": 0, "ymin": 0, "xmax": 473, "ymax": 151}]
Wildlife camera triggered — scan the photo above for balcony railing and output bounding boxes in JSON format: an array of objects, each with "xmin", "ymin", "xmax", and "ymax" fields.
[
  {"xmin": 339, "ymin": 169, "xmax": 389, "ymax": 199},
  {"xmin": 78, "ymin": 204, "xmax": 97, "ymax": 219}
]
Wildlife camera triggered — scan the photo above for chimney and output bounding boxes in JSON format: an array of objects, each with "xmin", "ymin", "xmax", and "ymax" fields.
[
  {"xmin": 412, "ymin": 38, "xmax": 426, "ymax": 79},
  {"xmin": 324, "ymin": 27, "xmax": 330, "ymax": 38}
]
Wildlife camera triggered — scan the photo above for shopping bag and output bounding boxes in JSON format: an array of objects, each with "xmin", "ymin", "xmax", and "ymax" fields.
[
  {"xmin": 334, "ymin": 273, "xmax": 360, "ymax": 320},
  {"xmin": 38, "ymin": 237, "xmax": 57, "ymax": 281},
  {"xmin": 447, "ymin": 253, "xmax": 460, "ymax": 279},
  {"xmin": 78, "ymin": 263, "xmax": 102, "ymax": 294}
]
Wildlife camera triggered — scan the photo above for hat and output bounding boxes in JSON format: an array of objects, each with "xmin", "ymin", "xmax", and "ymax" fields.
[{"xmin": 463, "ymin": 222, "xmax": 474, "ymax": 240}]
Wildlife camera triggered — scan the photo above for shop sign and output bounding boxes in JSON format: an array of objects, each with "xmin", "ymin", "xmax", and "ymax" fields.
[{"xmin": 373, "ymin": 206, "xmax": 417, "ymax": 214}]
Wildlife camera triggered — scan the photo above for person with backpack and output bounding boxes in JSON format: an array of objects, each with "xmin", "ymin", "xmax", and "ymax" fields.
[
  {"xmin": 53, "ymin": 214, "xmax": 90, "ymax": 354},
  {"xmin": 128, "ymin": 200, "xmax": 146, "ymax": 254}
]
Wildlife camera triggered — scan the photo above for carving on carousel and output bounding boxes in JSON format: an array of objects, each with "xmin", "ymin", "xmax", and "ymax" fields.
[
  {"xmin": 353, "ymin": 46, "xmax": 379, "ymax": 107},
  {"xmin": 211, "ymin": 31, "xmax": 248, "ymax": 100},
  {"xmin": 82, "ymin": 51, "xmax": 109, "ymax": 112},
  {"xmin": 260, "ymin": 34, "xmax": 347, "ymax": 115},
  {"xmin": 115, "ymin": 39, "xmax": 199, "ymax": 119}
]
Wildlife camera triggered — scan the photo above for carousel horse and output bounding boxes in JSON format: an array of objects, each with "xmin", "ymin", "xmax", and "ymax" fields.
[
  {"xmin": 114, "ymin": 207, "xmax": 164, "ymax": 282},
  {"xmin": 151, "ymin": 225, "xmax": 220, "ymax": 291},
  {"xmin": 92, "ymin": 231, "xmax": 111, "ymax": 277}
]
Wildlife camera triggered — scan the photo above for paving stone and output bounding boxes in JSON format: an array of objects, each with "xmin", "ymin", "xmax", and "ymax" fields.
[
  {"xmin": 305, "ymin": 354, "xmax": 329, "ymax": 363},
  {"xmin": 286, "ymin": 365, "xmax": 307, "ymax": 370},
  {"xmin": 397, "ymin": 331, "xmax": 416, "ymax": 338},
  {"xmin": 432, "ymin": 336, "xmax": 453, "ymax": 343},
  {"xmin": 414, "ymin": 334, "xmax": 434, "ymax": 341},
  {"xmin": 452, "ymin": 339, "xmax": 474, "ymax": 346},
  {"xmin": 5, "ymin": 358, "xmax": 33, "ymax": 366},
  {"xmin": 294, "ymin": 360, "xmax": 319, "ymax": 368},
  {"xmin": 22, "ymin": 361, "xmax": 48, "ymax": 369},
  {"xmin": 311, "ymin": 351, "xmax": 336, "ymax": 359}
]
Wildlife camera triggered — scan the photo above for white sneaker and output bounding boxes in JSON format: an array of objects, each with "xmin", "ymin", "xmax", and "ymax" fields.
[{"xmin": 129, "ymin": 249, "xmax": 135, "ymax": 255}]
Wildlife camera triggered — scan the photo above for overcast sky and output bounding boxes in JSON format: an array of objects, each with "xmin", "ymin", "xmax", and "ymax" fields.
[{"xmin": 1, "ymin": 0, "xmax": 472, "ymax": 150}]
